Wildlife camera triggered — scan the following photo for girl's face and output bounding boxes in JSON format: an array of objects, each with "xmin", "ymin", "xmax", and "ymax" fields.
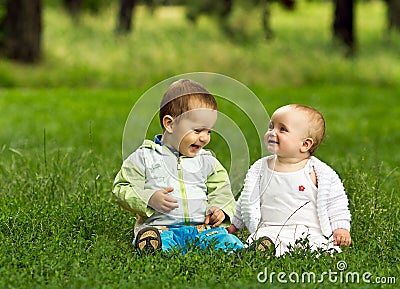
[
  {"xmin": 163, "ymin": 108, "xmax": 217, "ymax": 157},
  {"xmin": 264, "ymin": 106, "xmax": 310, "ymax": 158}
]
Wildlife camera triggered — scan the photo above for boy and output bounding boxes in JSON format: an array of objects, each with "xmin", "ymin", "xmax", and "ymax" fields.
[
  {"xmin": 113, "ymin": 79, "xmax": 243, "ymax": 253},
  {"xmin": 227, "ymin": 104, "xmax": 351, "ymax": 256}
]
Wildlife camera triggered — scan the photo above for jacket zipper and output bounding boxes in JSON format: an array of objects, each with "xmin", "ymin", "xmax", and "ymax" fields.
[{"xmin": 177, "ymin": 157, "xmax": 190, "ymax": 225}]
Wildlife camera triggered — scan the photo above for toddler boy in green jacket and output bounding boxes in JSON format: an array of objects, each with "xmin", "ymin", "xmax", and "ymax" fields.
[{"xmin": 113, "ymin": 79, "xmax": 244, "ymax": 253}]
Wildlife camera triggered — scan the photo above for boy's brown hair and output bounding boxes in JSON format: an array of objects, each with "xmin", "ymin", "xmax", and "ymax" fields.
[{"xmin": 159, "ymin": 79, "xmax": 218, "ymax": 128}]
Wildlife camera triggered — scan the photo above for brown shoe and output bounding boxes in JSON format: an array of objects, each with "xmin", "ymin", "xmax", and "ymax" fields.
[
  {"xmin": 256, "ymin": 236, "xmax": 276, "ymax": 256},
  {"xmin": 134, "ymin": 227, "xmax": 162, "ymax": 253}
]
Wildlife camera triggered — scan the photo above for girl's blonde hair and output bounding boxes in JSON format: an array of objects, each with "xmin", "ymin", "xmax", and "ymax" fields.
[{"xmin": 290, "ymin": 104, "xmax": 325, "ymax": 154}]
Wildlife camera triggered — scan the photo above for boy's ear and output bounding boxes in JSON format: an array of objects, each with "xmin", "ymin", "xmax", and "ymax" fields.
[
  {"xmin": 162, "ymin": 115, "xmax": 174, "ymax": 133},
  {"xmin": 301, "ymin": 137, "xmax": 314, "ymax": 153}
]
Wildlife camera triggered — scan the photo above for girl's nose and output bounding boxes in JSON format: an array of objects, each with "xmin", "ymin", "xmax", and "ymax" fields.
[{"xmin": 269, "ymin": 129, "xmax": 277, "ymax": 137}]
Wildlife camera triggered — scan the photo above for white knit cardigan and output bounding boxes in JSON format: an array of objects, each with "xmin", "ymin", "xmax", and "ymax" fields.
[{"xmin": 232, "ymin": 156, "xmax": 351, "ymax": 237}]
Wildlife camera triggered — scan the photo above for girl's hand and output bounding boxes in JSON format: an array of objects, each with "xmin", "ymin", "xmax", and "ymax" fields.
[{"xmin": 333, "ymin": 228, "xmax": 352, "ymax": 247}]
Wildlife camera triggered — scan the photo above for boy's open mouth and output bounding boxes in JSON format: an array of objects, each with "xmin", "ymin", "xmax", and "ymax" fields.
[{"xmin": 191, "ymin": 144, "xmax": 201, "ymax": 150}]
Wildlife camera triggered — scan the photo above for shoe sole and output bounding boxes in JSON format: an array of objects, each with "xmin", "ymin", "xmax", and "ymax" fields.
[
  {"xmin": 135, "ymin": 227, "xmax": 162, "ymax": 252},
  {"xmin": 256, "ymin": 236, "xmax": 276, "ymax": 256}
]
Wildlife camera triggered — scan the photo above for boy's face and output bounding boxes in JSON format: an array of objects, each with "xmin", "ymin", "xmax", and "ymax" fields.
[
  {"xmin": 264, "ymin": 106, "xmax": 310, "ymax": 157},
  {"xmin": 163, "ymin": 108, "xmax": 217, "ymax": 157}
]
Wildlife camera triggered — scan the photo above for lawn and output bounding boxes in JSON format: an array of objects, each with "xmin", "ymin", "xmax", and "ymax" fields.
[{"xmin": 0, "ymin": 1, "xmax": 399, "ymax": 288}]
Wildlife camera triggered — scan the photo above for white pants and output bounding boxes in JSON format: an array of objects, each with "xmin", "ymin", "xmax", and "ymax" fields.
[{"xmin": 247, "ymin": 225, "xmax": 340, "ymax": 257}]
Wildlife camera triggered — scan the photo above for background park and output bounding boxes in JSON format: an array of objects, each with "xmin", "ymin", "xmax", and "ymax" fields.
[{"xmin": 0, "ymin": 0, "xmax": 399, "ymax": 288}]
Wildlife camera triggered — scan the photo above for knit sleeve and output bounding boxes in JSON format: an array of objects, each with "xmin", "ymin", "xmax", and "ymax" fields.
[
  {"xmin": 231, "ymin": 195, "xmax": 245, "ymax": 230},
  {"xmin": 326, "ymin": 170, "xmax": 352, "ymax": 232},
  {"xmin": 312, "ymin": 157, "xmax": 351, "ymax": 236}
]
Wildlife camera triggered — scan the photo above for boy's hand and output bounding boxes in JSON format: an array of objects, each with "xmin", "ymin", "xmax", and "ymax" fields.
[
  {"xmin": 205, "ymin": 206, "xmax": 225, "ymax": 227},
  {"xmin": 148, "ymin": 187, "xmax": 178, "ymax": 213},
  {"xmin": 333, "ymin": 228, "xmax": 352, "ymax": 247},
  {"xmin": 226, "ymin": 224, "xmax": 238, "ymax": 234}
]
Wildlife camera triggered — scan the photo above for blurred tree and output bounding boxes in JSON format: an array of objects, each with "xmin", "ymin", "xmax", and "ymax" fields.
[
  {"xmin": 261, "ymin": 0, "xmax": 273, "ymax": 39},
  {"xmin": 64, "ymin": 0, "xmax": 81, "ymax": 22},
  {"xmin": 280, "ymin": 0, "xmax": 295, "ymax": 9},
  {"xmin": 260, "ymin": 0, "xmax": 296, "ymax": 39},
  {"xmin": 116, "ymin": 0, "xmax": 136, "ymax": 34},
  {"xmin": 186, "ymin": 0, "xmax": 296, "ymax": 40},
  {"xmin": 0, "ymin": 0, "xmax": 42, "ymax": 62},
  {"xmin": 63, "ymin": 0, "xmax": 109, "ymax": 22},
  {"xmin": 385, "ymin": 0, "xmax": 400, "ymax": 32},
  {"xmin": 186, "ymin": 0, "xmax": 233, "ymax": 35},
  {"xmin": 114, "ymin": 0, "xmax": 172, "ymax": 34},
  {"xmin": 333, "ymin": 0, "xmax": 355, "ymax": 55}
]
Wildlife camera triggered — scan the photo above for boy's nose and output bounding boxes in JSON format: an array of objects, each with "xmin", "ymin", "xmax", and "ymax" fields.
[{"xmin": 199, "ymin": 132, "xmax": 209, "ymax": 142}]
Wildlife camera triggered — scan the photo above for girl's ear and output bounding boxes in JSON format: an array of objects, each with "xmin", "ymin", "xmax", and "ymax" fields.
[
  {"xmin": 162, "ymin": 115, "xmax": 174, "ymax": 133},
  {"xmin": 301, "ymin": 137, "xmax": 314, "ymax": 153}
]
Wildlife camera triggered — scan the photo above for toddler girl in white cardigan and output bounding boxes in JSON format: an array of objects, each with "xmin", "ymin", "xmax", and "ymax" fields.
[{"xmin": 227, "ymin": 104, "xmax": 352, "ymax": 256}]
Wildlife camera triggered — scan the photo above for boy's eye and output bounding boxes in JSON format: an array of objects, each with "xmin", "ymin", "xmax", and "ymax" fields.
[
  {"xmin": 268, "ymin": 123, "xmax": 274, "ymax": 130},
  {"xmin": 280, "ymin": 126, "xmax": 288, "ymax": 132},
  {"xmin": 194, "ymin": 129, "xmax": 213, "ymax": 134}
]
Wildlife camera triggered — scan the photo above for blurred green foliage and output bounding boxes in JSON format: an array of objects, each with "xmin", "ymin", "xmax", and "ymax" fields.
[{"xmin": 0, "ymin": 1, "xmax": 398, "ymax": 88}]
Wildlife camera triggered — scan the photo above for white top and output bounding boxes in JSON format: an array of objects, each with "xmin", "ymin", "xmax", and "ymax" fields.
[{"xmin": 259, "ymin": 159, "xmax": 321, "ymax": 231}]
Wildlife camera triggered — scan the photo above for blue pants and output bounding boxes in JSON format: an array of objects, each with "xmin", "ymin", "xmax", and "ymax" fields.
[{"xmin": 159, "ymin": 226, "xmax": 243, "ymax": 253}]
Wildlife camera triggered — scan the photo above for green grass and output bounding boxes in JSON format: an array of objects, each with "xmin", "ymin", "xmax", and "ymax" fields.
[
  {"xmin": 1, "ymin": 1, "xmax": 399, "ymax": 288},
  {"xmin": 1, "ymin": 86, "xmax": 399, "ymax": 288}
]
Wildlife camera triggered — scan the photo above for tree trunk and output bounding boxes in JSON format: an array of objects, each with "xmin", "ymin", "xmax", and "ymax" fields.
[
  {"xmin": 280, "ymin": 0, "xmax": 295, "ymax": 10},
  {"xmin": 63, "ymin": 0, "xmax": 82, "ymax": 22},
  {"xmin": 261, "ymin": 0, "xmax": 273, "ymax": 39},
  {"xmin": 386, "ymin": 0, "xmax": 400, "ymax": 32},
  {"xmin": 116, "ymin": 0, "xmax": 136, "ymax": 34},
  {"xmin": 333, "ymin": 0, "xmax": 355, "ymax": 55},
  {"xmin": 0, "ymin": 0, "xmax": 42, "ymax": 62}
]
